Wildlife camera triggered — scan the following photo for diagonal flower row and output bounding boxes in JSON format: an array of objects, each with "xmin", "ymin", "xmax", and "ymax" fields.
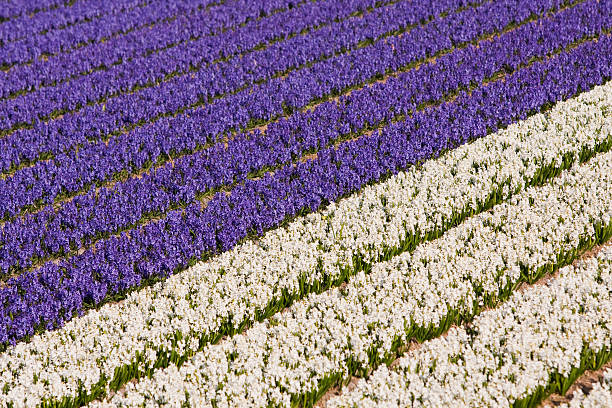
[
  {"xmin": 0, "ymin": 0, "xmax": 143, "ymax": 45},
  {"xmin": 0, "ymin": 0, "xmax": 484, "ymax": 182},
  {"xmin": 89, "ymin": 137, "xmax": 612, "ymax": 407},
  {"xmin": 0, "ymin": 0, "xmax": 380, "ymax": 126},
  {"xmin": 327, "ymin": 244, "xmax": 612, "ymax": 408},
  {"xmin": 0, "ymin": 0, "xmax": 74, "ymax": 21},
  {"xmin": 0, "ymin": 29, "xmax": 608, "ymax": 347},
  {"xmin": 1, "ymin": 0, "xmax": 603, "ymax": 279},
  {"xmin": 0, "ymin": 0, "xmax": 223, "ymax": 68},
  {"xmin": 0, "ymin": 0, "xmax": 313, "ymax": 98},
  {"xmin": 0, "ymin": 81, "xmax": 608, "ymax": 407}
]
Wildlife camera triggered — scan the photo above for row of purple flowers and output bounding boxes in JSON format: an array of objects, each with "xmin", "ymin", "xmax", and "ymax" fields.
[
  {"xmin": 0, "ymin": 0, "xmax": 401, "ymax": 130},
  {"xmin": 0, "ymin": 0, "xmax": 147, "ymax": 44},
  {"xmin": 0, "ymin": 22, "xmax": 609, "ymax": 347},
  {"xmin": 0, "ymin": 0, "xmax": 566, "ymax": 219},
  {"xmin": 0, "ymin": 0, "xmax": 71, "ymax": 20},
  {"xmin": 0, "ymin": 0, "xmax": 228, "ymax": 67},
  {"xmin": 0, "ymin": 0, "xmax": 604, "ymax": 277},
  {"xmin": 0, "ymin": 0, "xmax": 352, "ymax": 98}
]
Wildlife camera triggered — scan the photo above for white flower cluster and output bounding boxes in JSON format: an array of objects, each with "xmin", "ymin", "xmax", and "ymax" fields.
[
  {"xmin": 328, "ymin": 245, "xmax": 612, "ymax": 408},
  {"xmin": 561, "ymin": 368, "xmax": 612, "ymax": 408},
  {"xmin": 90, "ymin": 144, "xmax": 612, "ymax": 406},
  {"xmin": 0, "ymin": 83, "xmax": 610, "ymax": 407}
]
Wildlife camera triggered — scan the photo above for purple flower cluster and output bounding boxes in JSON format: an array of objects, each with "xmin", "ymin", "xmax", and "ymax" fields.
[
  {"xmin": 0, "ymin": 0, "xmax": 142, "ymax": 44},
  {"xmin": 0, "ymin": 0, "xmax": 605, "ymax": 276},
  {"xmin": 0, "ymin": 0, "xmax": 328, "ymax": 99},
  {"xmin": 0, "ymin": 0, "xmax": 567, "ymax": 220},
  {"xmin": 0, "ymin": 0, "xmax": 68, "ymax": 20},
  {"xmin": 0, "ymin": 0, "xmax": 391, "ymax": 129},
  {"xmin": 0, "ymin": 30, "xmax": 608, "ymax": 346},
  {"xmin": 0, "ymin": 0, "xmax": 225, "ymax": 67}
]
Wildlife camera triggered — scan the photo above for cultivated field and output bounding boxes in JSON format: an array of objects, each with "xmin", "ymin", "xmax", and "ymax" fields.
[{"xmin": 0, "ymin": 0, "xmax": 610, "ymax": 406}]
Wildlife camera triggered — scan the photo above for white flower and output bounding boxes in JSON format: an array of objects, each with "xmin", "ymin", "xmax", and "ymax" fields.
[
  {"xmin": 1, "ymin": 82, "xmax": 610, "ymax": 407},
  {"xmin": 95, "ymin": 138, "xmax": 612, "ymax": 406}
]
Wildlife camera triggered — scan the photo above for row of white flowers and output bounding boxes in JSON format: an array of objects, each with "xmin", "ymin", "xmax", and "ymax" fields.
[
  {"xmin": 90, "ymin": 145, "xmax": 612, "ymax": 406},
  {"xmin": 562, "ymin": 367, "xmax": 612, "ymax": 408},
  {"xmin": 1, "ymin": 83, "xmax": 610, "ymax": 407},
  {"xmin": 327, "ymin": 244, "xmax": 612, "ymax": 408}
]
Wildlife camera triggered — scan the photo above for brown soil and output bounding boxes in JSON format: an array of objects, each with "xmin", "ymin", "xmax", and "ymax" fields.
[
  {"xmin": 316, "ymin": 242, "xmax": 612, "ymax": 407},
  {"xmin": 541, "ymin": 360, "xmax": 612, "ymax": 407}
]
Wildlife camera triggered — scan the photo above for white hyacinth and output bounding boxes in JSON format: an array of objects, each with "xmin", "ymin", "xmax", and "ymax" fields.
[
  {"xmin": 0, "ymin": 82, "xmax": 610, "ymax": 407},
  {"xmin": 90, "ymin": 139, "xmax": 612, "ymax": 405},
  {"xmin": 328, "ymin": 246, "xmax": 612, "ymax": 407}
]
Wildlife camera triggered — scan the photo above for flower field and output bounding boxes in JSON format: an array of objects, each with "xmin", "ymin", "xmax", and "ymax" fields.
[{"xmin": 0, "ymin": 0, "xmax": 610, "ymax": 406}]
